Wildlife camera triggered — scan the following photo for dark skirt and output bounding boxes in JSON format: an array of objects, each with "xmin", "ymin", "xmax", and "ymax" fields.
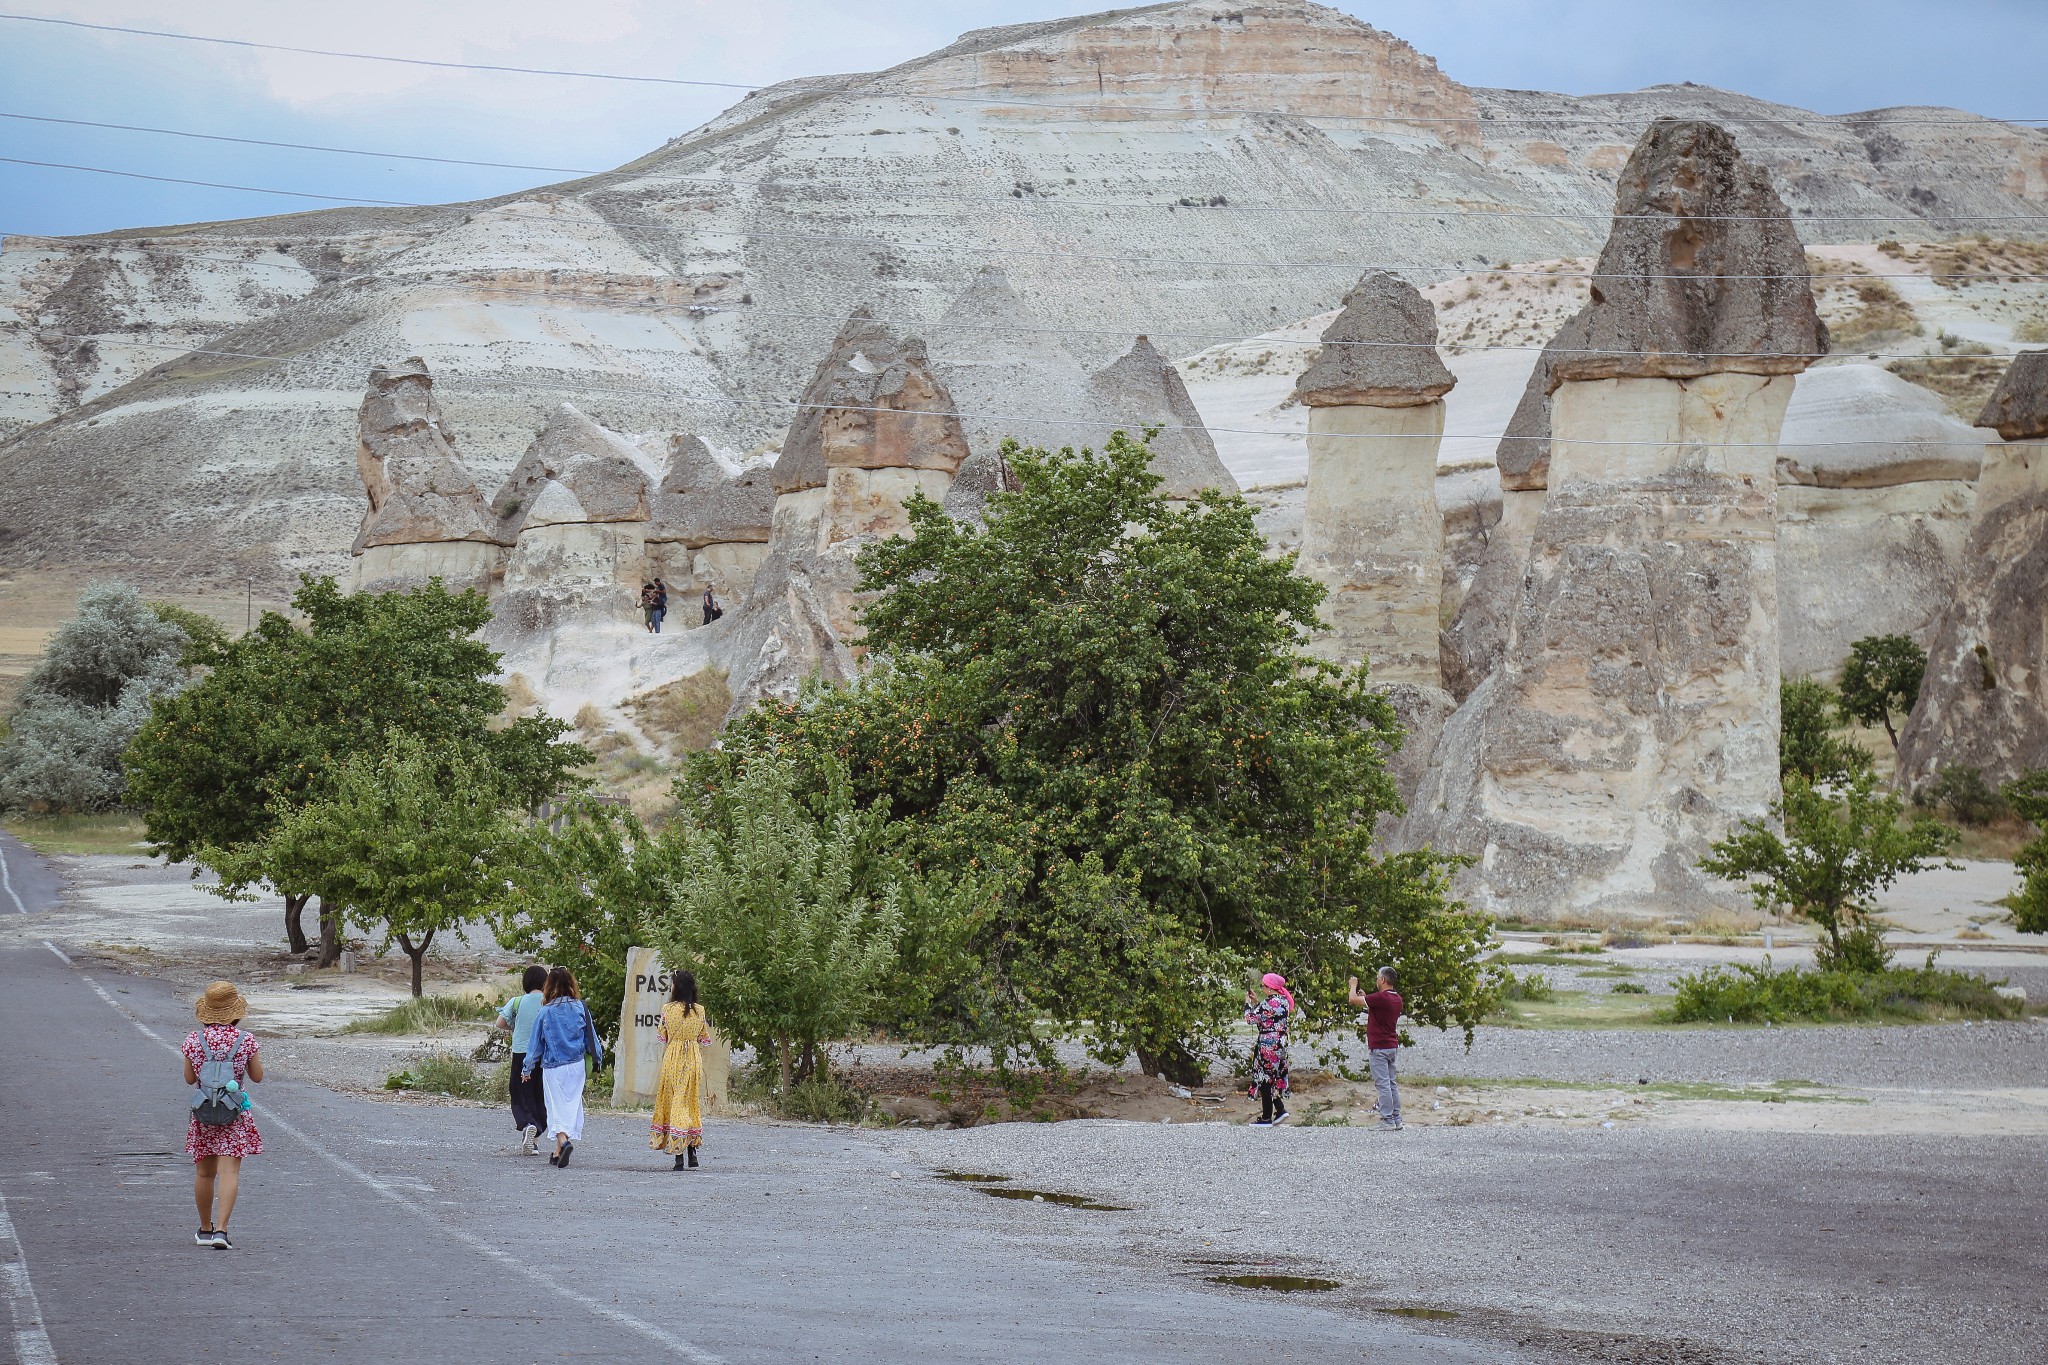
[{"xmin": 510, "ymin": 1052, "xmax": 547, "ymax": 1131}]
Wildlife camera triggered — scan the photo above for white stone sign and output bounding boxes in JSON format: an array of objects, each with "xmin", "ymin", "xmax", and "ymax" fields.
[{"xmin": 612, "ymin": 945, "xmax": 729, "ymax": 1112}]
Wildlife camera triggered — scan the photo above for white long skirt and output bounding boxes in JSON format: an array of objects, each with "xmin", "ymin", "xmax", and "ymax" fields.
[{"xmin": 541, "ymin": 1061, "xmax": 586, "ymax": 1142}]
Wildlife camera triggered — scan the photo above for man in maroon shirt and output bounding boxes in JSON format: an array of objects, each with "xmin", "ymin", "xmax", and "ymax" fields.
[{"xmin": 1348, "ymin": 968, "xmax": 1404, "ymax": 1130}]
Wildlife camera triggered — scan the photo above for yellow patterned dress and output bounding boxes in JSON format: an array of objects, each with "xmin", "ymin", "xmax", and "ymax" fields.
[{"xmin": 648, "ymin": 1001, "xmax": 707, "ymax": 1154}]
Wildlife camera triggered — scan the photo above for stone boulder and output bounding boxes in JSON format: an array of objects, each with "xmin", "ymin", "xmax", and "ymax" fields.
[
  {"xmin": 1975, "ymin": 350, "xmax": 2048, "ymax": 442},
  {"xmin": 648, "ymin": 434, "xmax": 775, "ymax": 548},
  {"xmin": 771, "ymin": 307, "xmax": 969, "ymax": 495},
  {"xmin": 1550, "ymin": 118, "xmax": 1828, "ymax": 388},
  {"xmin": 1087, "ymin": 336, "xmax": 1238, "ymax": 499},
  {"xmin": 943, "ymin": 446, "xmax": 1023, "ymax": 525},
  {"xmin": 352, "ymin": 357, "xmax": 501, "ymax": 553},
  {"xmin": 1290, "ymin": 271, "xmax": 1457, "ymax": 409}
]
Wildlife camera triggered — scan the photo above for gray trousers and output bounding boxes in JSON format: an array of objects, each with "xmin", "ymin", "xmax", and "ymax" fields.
[{"xmin": 1369, "ymin": 1047, "xmax": 1401, "ymax": 1125}]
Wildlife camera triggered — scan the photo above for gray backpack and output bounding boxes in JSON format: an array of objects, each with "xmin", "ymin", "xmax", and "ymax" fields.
[{"xmin": 191, "ymin": 1029, "xmax": 247, "ymax": 1126}]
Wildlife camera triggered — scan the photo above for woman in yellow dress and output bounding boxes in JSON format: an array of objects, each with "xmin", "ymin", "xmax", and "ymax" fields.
[{"xmin": 649, "ymin": 970, "xmax": 709, "ymax": 1170}]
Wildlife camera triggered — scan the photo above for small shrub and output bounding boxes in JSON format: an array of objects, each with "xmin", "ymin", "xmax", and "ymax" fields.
[
  {"xmin": 1611, "ymin": 981, "xmax": 1650, "ymax": 995},
  {"xmin": 1925, "ymin": 765, "xmax": 2009, "ymax": 827},
  {"xmin": 384, "ymin": 1051, "xmax": 507, "ymax": 1102},
  {"xmin": 1667, "ymin": 963, "xmax": 2018, "ymax": 1024},
  {"xmin": 731, "ymin": 1061, "xmax": 873, "ymax": 1123},
  {"xmin": 345, "ymin": 993, "xmax": 497, "ymax": 1035},
  {"xmin": 1500, "ymin": 971, "xmax": 1556, "ymax": 1002},
  {"xmin": 1814, "ymin": 923, "xmax": 1893, "ymax": 973}
]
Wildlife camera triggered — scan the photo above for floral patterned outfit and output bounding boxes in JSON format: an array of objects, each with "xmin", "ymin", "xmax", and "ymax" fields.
[
  {"xmin": 181, "ymin": 1024, "xmax": 264, "ymax": 1161},
  {"xmin": 648, "ymin": 1002, "xmax": 708, "ymax": 1154},
  {"xmin": 1244, "ymin": 995, "xmax": 1291, "ymax": 1098}
]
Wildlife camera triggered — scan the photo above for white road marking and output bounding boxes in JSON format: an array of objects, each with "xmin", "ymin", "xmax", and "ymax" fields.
[
  {"xmin": 37, "ymin": 944, "xmax": 67, "ymax": 967},
  {"xmin": 0, "ymin": 843, "xmax": 27, "ymax": 915},
  {"xmin": 0, "ymin": 1191, "xmax": 58, "ymax": 1365},
  {"xmin": 59, "ymin": 963, "xmax": 723, "ymax": 1364}
]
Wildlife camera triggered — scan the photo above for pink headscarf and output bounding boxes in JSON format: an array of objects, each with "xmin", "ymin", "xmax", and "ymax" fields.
[{"xmin": 1260, "ymin": 972, "xmax": 1295, "ymax": 1013}]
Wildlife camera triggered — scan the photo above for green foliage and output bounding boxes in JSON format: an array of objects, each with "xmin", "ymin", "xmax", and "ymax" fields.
[
  {"xmin": 699, "ymin": 434, "xmax": 1499, "ymax": 1075},
  {"xmin": 343, "ymin": 993, "xmax": 497, "ymax": 1035},
  {"xmin": 2006, "ymin": 770, "xmax": 2048, "ymax": 934},
  {"xmin": 125, "ymin": 576, "xmax": 585, "ymax": 955},
  {"xmin": 730, "ymin": 1062, "xmax": 875, "ymax": 1124},
  {"xmin": 655, "ymin": 754, "xmax": 902, "ymax": 1090},
  {"xmin": 1668, "ymin": 962, "xmax": 2020, "ymax": 1024},
  {"xmin": 1837, "ymin": 634, "xmax": 1926, "ymax": 751},
  {"xmin": 494, "ymin": 796, "xmax": 679, "ymax": 1043},
  {"xmin": 1499, "ymin": 971, "xmax": 1556, "ymax": 1002},
  {"xmin": 383, "ymin": 1051, "xmax": 507, "ymax": 1102},
  {"xmin": 1700, "ymin": 772, "xmax": 1957, "ymax": 961},
  {"xmin": 147, "ymin": 602, "xmax": 231, "ymax": 670},
  {"xmin": 1924, "ymin": 764, "xmax": 2009, "ymax": 827},
  {"xmin": 1779, "ymin": 677, "xmax": 1872, "ymax": 785},
  {"xmin": 0, "ymin": 583, "xmax": 200, "ymax": 813},
  {"xmin": 1610, "ymin": 980, "xmax": 1650, "ymax": 995},
  {"xmin": 230, "ymin": 734, "xmax": 520, "ymax": 995}
]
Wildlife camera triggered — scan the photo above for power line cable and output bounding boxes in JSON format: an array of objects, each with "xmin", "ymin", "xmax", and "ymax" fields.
[
  {"xmin": 8, "ymin": 159, "xmax": 2046, "ymax": 281},
  {"xmin": 9, "ymin": 108, "xmax": 2048, "ymax": 225}
]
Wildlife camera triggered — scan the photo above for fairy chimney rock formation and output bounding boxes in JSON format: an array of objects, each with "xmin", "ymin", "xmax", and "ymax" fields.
[
  {"xmin": 491, "ymin": 405, "xmax": 653, "ymax": 630},
  {"xmin": 943, "ymin": 446, "xmax": 1024, "ymax": 525},
  {"xmin": 350, "ymin": 357, "xmax": 504, "ymax": 593},
  {"xmin": 1895, "ymin": 352, "xmax": 2048, "ymax": 792},
  {"xmin": 639, "ymin": 433, "xmax": 775, "ymax": 610},
  {"xmin": 1088, "ymin": 335, "xmax": 1238, "ymax": 500},
  {"xmin": 1394, "ymin": 117, "xmax": 1819, "ymax": 920},
  {"xmin": 1293, "ymin": 272, "xmax": 1456, "ymax": 686}
]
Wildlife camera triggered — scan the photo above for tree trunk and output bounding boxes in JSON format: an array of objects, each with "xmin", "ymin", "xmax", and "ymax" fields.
[
  {"xmin": 396, "ymin": 930, "xmax": 435, "ymax": 998},
  {"xmin": 315, "ymin": 901, "xmax": 342, "ymax": 968},
  {"xmin": 283, "ymin": 892, "xmax": 310, "ymax": 956},
  {"xmin": 796, "ymin": 1040, "xmax": 818, "ymax": 1085},
  {"xmin": 1881, "ymin": 712, "xmax": 1899, "ymax": 753},
  {"xmin": 1137, "ymin": 1040, "xmax": 1207, "ymax": 1088},
  {"xmin": 776, "ymin": 1034, "xmax": 793, "ymax": 1093}
]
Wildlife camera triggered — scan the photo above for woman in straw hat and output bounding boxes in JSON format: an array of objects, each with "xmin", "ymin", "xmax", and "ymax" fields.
[{"xmin": 181, "ymin": 981, "xmax": 264, "ymax": 1249}]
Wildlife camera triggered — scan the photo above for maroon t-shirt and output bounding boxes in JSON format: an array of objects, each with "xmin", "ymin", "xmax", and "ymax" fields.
[{"xmin": 1363, "ymin": 989, "xmax": 1403, "ymax": 1050}]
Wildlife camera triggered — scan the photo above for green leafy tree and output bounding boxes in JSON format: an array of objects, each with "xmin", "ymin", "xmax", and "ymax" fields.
[
  {"xmin": 1837, "ymin": 634, "xmax": 1927, "ymax": 752},
  {"xmin": 234, "ymin": 735, "xmax": 518, "ymax": 996},
  {"xmin": 656, "ymin": 754, "xmax": 902, "ymax": 1092},
  {"xmin": 702, "ymin": 434, "xmax": 1499, "ymax": 1080},
  {"xmin": 1779, "ymin": 677, "xmax": 1872, "ymax": 786},
  {"xmin": 1701, "ymin": 772, "xmax": 1958, "ymax": 970},
  {"xmin": 2005, "ymin": 770, "xmax": 2048, "ymax": 935},
  {"xmin": 0, "ymin": 584, "xmax": 202, "ymax": 813},
  {"xmin": 126, "ymin": 577, "xmax": 585, "ymax": 960},
  {"xmin": 494, "ymin": 796, "xmax": 679, "ymax": 1043}
]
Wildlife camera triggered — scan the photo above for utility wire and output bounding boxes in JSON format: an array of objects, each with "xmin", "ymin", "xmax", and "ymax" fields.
[
  {"xmin": 25, "ymin": 331, "xmax": 2006, "ymax": 448},
  {"xmin": 7, "ymin": 160, "xmax": 2046, "ymax": 282},
  {"xmin": 5, "ymin": 11, "xmax": 2047, "ymax": 128},
  {"xmin": 9, "ymin": 108, "xmax": 2048, "ymax": 225}
]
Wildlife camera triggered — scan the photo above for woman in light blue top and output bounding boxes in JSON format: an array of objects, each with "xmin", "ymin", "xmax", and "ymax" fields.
[{"xmin": 494, "ymin": 965, "xmax": 549, "ymax": 1155}]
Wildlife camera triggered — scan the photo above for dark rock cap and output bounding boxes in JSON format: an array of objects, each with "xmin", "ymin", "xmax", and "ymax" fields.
[
  {"xmin": 648, "ymin": 433, "xmax": 775, "ymax": 547},
  {"xmin": 1976, "ymin": 350, "xmax": 2048, "ymax": 441},
  {"xmin": 1497, "ymin": 306, "xmax": 1591, "ymax": 491},
  {"xmin": 1551, "ymin": 118, "xmax": 1828, "ymax": 388},
  {"xmin": 1087, "ymin": 335, "xmax": 1238, "ymax": 498},
  {"xmin": 771, "ymin": 306, "xmax": 968, "ymax": 494},
  {"xmin": 491, "ymin": 404, "xmax": 650, "ymax": 534},
  {"xmin": 353, "ymin": 356, "xmax": 503, "ymax": 551},
  {"xmin": 1291, "ymin": 271, "xmax": 1456, "ymax": 408}
]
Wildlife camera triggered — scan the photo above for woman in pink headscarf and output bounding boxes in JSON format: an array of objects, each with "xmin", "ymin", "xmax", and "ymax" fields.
[{"xmin": 1244, "ymin": 972, "xmax": 1294, "ymax": 1125}]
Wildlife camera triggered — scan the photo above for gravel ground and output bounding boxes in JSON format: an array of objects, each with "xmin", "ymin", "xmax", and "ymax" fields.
[{"xmin": 891, "ymin": 1119, "xmax": 2048, "ymax": 1364}]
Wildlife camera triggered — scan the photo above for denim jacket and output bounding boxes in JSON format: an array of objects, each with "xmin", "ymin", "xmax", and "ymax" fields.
[{"xmin": 525, "ymin": 998, "xmax": 601, "ymax": 1075}]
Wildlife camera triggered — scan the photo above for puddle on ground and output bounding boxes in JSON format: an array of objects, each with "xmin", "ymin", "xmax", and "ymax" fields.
[
  {"xmin": 1182, "ymin": 1257, "xmax": 1276, "ymax": 1267},
  {"xmin": 1207, "ymin": 1274, "xmax": 1341, "ymax": 1292},
  {"xmin": 978, "ymin": 1187, "xmax": 1128, "ymax": 1210},
  {"xmin": 1377, "ymin": 1306, "xmax": 1460, "ymax": 1320},
  {"xmin": 937, "ymin": 1171, "xmax": 1011, "ymax": 1183}
]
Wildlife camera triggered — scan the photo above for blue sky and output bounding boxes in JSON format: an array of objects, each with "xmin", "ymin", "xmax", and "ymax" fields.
[{"xmin": 3, "ymin": 0, "xmax": 2043, "ymax": 238}]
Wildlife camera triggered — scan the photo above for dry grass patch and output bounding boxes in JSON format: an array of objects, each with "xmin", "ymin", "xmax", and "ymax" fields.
[
  {"xmin": 1808, "ymin": 257, "xmax": 1921, "ymax": 351},
  {"xmin": 1888, "ymin": 332, "xmax": 2009, "ymax": 421},
  {"xmin": 623, "ymin": 669, "xmax": 730, "ymax": 757}
]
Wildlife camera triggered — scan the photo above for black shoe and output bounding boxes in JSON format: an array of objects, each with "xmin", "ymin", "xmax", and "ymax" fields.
[
  {"xmin": 673, "ymin": 1154, "xmax": 688, "ymax": 1171},
  {"xmin": 211, "ymin": 1230, "xmax": 233, "ymax": 1250},
  {"xmin": 548, "ymin": 1150, "xmax": 560, "ymax": 1166},
  {"xmin": 195, "ymin": 1228, "xmax": 214, "ymax": 1247},
  {"xmin": 557, "ymin": 1140, "xmax": 574, "ymax": 1168},
  {"xmin": 686, "ymin": 1147, "xmax": 699, "ymax": 1169}
]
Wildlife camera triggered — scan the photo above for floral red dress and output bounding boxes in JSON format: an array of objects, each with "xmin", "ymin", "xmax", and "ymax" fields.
[{"xmin": 181, "ymin": 1024, "xmax": 264, "ymax": 1161}]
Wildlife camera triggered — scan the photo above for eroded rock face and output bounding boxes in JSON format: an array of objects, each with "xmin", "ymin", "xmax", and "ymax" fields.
[
  {"xmin": 1088, "ymin": 335, "xmax": 1238, "ymax": 499},
  {"xmin": 1291, "ymin": 271, "xmax": 1456, "ymax": 408},
  {"xmin": 647, "ymin": 433, "xmax": 775, "ymax": 548},
  {"xmin": 929, "ymin": 267, "xmax": 1094, "ymax": 459},
  {"xmin": 1550, "ymin": 119, "xmax": 1827, "ymax": 388},
  {"xmin": 772, "ymin": 308, "xmax": 969, "ymax": 495},
  {"xmin": 1896, "ymin": 426, "xmax": 2048, "ymax": 793},
  {"xmin": 493, "ymin": 404, "xmax": 652, "ymax": 537},
  {"xmin": 1438, "ymin": 487, "xmax": 1542, "ymax": 702},
  {"xmin": 942, "ymin": 446, "xmax": 1023, "ymax": 525},
  {"xmin": 1976, "ymin": 350, "xmax": 2048, "ymax": 442},
  {"xmin": 1496, "ymin": 306, "xmax": 1590, "ymax": 492},
  {"xmin": 353, "ymin": 357, "xmax": 501, "ymax": 553}
]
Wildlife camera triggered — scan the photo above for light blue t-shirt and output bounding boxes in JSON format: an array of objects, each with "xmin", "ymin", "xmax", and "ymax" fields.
[{"xmin": 499, "ymin": 990, "xmax": 545, "ymax": 1054}]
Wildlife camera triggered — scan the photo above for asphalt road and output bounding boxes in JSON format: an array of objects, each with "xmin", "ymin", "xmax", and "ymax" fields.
[
  {"xmin": 0, "ymin": 945, "xmax": 1521, "ymax": 1364},
  {"xmin": 0, "ymin": 834, "xmax": 61, "ymax": 915}
]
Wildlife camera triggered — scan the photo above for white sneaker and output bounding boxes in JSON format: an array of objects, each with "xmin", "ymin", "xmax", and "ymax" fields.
[{"xmin": 521, "ymin": 1124, "xmax": 539, "ymax": 1154}]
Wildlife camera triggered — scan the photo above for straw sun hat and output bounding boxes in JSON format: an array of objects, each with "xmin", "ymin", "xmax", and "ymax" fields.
[{"xmin": 194, "ymin": 981, "xmax": 249, "ymax": 1025}]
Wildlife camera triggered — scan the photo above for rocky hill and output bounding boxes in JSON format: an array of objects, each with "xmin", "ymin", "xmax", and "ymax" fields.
[{"xmin": 4, "ymin": 0, "xmax": 2044, "ymax": 591}]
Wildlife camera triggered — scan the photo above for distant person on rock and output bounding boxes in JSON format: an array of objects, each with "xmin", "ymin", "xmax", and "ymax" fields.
[
  {"xmin": 640, "ymin": 582, "xmax": 660, "ymax": 634},
  {"xmin": 494, "ymin": 964, "xmax": 549, "ymax": 1155},
  {"xmin": 701, "ymin": 586, "xmax": 722, "ymax": 625},
  {"xmin": 1348, "ymin": 968, "xmax": 1404, "ymax": 1131},
  {"xmin": 651, "ymin": 578, "xmax": 669, "ymax": 634},
  {"xmin": 1245, "ymin": 972, "xmax": 1293, "ymax": 1126},
  {"xmin": 182, "ymin": 981, "xmax": 264, "ymax": 1249},
  {"xmin": 649, "ymin": 969, "xmax": 710, "ymax": 1170},
  {"xmin": 522, "ymin": 966, "xmax": 604, "ymax": 1169}
]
